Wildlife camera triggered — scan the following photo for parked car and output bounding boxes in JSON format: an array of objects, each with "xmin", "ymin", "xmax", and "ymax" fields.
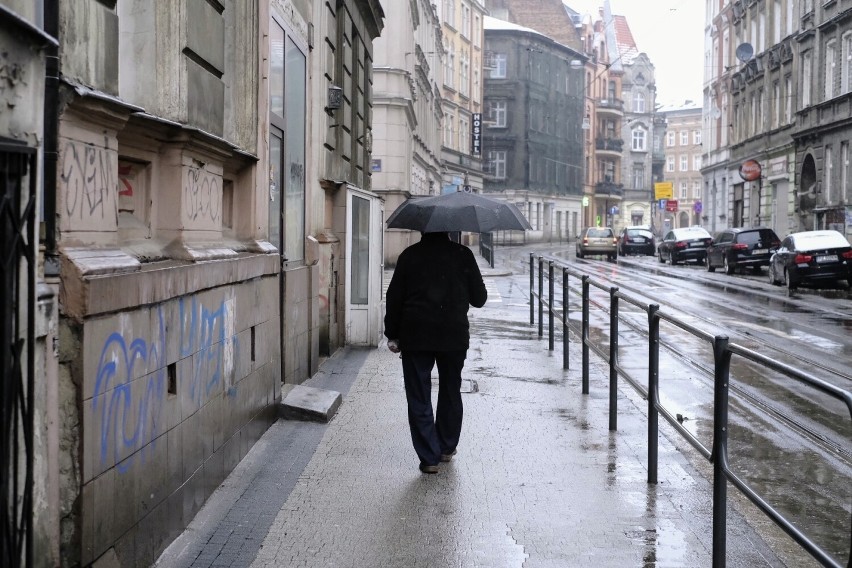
[
  {"xmin": 706, "ymin": 227, "xmax": 781, "ymax": 274},
  {"xmin": 657, "ymin": 226, "xmax": 712, "ymax": 265},
  {"xmin": 768, "ymin": 230, "xmax": 852, "ymax": 290},
  {"xmin": 576, "ymin": 227, "xmax": 618, "ymax": 260},
  {"xmin": 618, "ymin": 226, "xmax": 656, "ymax": 256}
]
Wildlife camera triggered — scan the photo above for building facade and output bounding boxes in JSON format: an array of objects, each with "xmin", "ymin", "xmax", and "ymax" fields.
[
  {"xmin": 438, "ymin": 0, "xmax": 488, "ymax": 204},
  {"xmin": 1, "ymin": 0, "xmax": 384, "ymax": 565},
  {"xmin": 372, "ymin": 0, "xmax": 444, "ymax": 266},
  {"xmin": 1, "ymin": 2, "xmax": 60, "ymax": 566},
  {"xmin": 791, "ymin": 0, "xmax": 852, "ymax": 240},
  {"xmin": 482, "ymin": 16, "xmax": 586, "ymax": 243},
  {"xmin": 660, "ymin": 102, "xmax": 704, "ymax": 231}
]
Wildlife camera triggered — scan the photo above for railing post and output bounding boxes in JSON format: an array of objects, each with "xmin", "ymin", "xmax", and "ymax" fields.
[
  {"xmin": 548, "ymin": 261, "xmax": 554, "ymax": 351},
  {"xmin": 538, "ymin": 257, "xmax": 544, "ymax": 338},
  {"xmin": 581, "ymin": 275, "xmax": 590, "ymax": 394},
  {"xmin": 647, "ymin": 304, "xmax": 660, "ymax": 484},
  {"xmin": 529, "ymin": 253, "xmax": 534, "ymax": 326},
  {"xmin": 562, "ymin": 267, "xmax": 569, "ymax": 370},
  {"xmin": 712, "ymin": 335, "xmax": 731, "ymax": 568},
  {"xmin": 608, "ymin": 286, "xmax": 619, "ymax": 431}
]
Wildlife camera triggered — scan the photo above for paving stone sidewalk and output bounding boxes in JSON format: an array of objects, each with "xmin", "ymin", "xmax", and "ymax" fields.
[{"xmin": 156, "ymin": 248, "xmax": 795, "ymax": 568}]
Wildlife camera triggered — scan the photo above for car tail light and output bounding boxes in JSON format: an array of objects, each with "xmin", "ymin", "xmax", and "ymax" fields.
[
  {"xmin": 612, "ymin": 237, "xmax": 618, "ymax": 245},
  {"xmin": 794, "ymin": 253, "xmax": 813, "ymax": 264},
  {"xmin": 675, "ymin": 241, "xmax": 687, "ymax": 249},
  {"xmin": 583, "ymin": 238, "xmax": 589, "ymax": 245},
  {"xmin": 841, "ymin": 250, "xmax": 852, "ymax": 259},
  {"xmin": 732, "ymin": 243, "xmax": 748, "ymax": 250}
]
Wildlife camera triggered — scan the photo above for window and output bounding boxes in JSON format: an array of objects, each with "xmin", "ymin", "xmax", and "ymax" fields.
[
  {"xmin": 459, "ymin": 51, "xmax": 469, "ymax": 96},
  {"xmin": 459, "ymin": 115, "xmax": 469, "ymax": 155},
  {"xmin": 631, "ymin": 128, "xmax": 646, "ymax": 151},
  {"xmin": 446, "ymin": 48, "xmax": 456, "ymax": 89},
  {"xmin": 666, "ymin": 156, "xmax": 675, "ymax": 172},
  {"xmin": 489, "ymin": 150, "xmax": 507, "ymax": 179},
  {"xmin": 680, "ymin": 155, "xmax": 688, "ymax": 171},
  {"xmin": 633, "ymin": 91, "xmax": 645, "ymax": 113},
  {"xmin": 693, "ymin": 154, "xmax": 702, "ymax": 170},
  {"xmin": 787, "ymin": 0, "xmax": 794, "ymax": 36},
  {"xmin": 491, "ymin": 53, "xmax": 507, "ymax": 78},
  {"xmin": 824, "ymin": 145, "xmax": 833, "ymax": 202},
  {"xmin": 632, "ymin": 164, "xmax": 645, "ymax": 189},
  {"xmin": 444, "ymin": 112, "xmax": 455, "ymax": 147},
  {"xmin": 268, "ymin": 21, "xmax": 307, "ymax": 262},
  {"xmin": 693, "ymin": 129, "xmax": 702, "ymax": 145},
  {"xmin": 444, "ymin": 0, "xmax": 455, "ymax": 27},
  {"xmin": 488, "ymin": 100, "xmax": 506, "ymax": 127},
  {"xmin": 350, "ymin": 195, "xmax": 370, "ymax": 304},
  {"xmin": 473, "ymin": 14, "xmax": 481, "ymax": 47},
  {"xmin": 842, "ymin": 32, "xmax": 852, "ymax": 95},
  {"xmin": 841, "ymin": 142, "xmax": 849, "ymax": 203},
  {"xmin": 784, "ymin": 76, "xmax": 792, "ymax": 123},
  {"xmin": 757, "ymin": 89, "xmax": 765, "ymax": 132},
  {"xmin": 773, "ymin": 0, "xmax": 781, "ymax": 44},
  {"xmin": 772, "ymin": 81, "xmax": 780, "ymax": 128},
  {"xmin": 825, "ymin": 39, "xmax": 837, "ymax": 100},
  {"xmin": 461, "ymin": 4, "xmax": 471, "ymax": 38},
  {"xmin": 667, "ymin": 132, "xmax": 675, "ymax": 147},
  {"xmin": 802, "ymin": 51, "xmax": 812, "ymax": 107},
  {"xmin": 679, "ymin": 181, "xmax": 688, "ymax": 198},
  {"xmin": 693, "ymin": 180, "xmax": 701, "ymax": 197},
  {"xmin": 473, "ymin": 68, "xmax": 480, "ymax": 101},
  {"xmin": 680, "ymin": 131, "xmax": 689, "ymax": 145}
]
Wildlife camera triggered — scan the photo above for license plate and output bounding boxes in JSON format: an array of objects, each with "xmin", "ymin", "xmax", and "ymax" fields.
[
  {"xmin": 752, "ymin": 249, "xmax": 767, "ymax": 255},
  {"xmin": 689, "ymin": 242, "xmax": 704, "ymax": 248},
  {"xmin": 816, "ymin": 254, "xmax": 837, "ymax": 263},
  {"xmin": 634, "ymin": 237, "xmax": 646, "ymax": 242}
]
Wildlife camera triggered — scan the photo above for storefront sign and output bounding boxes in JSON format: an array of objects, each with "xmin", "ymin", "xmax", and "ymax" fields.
[{"xmin": 739, "ymin": 159, "xmax": 762, "ymax": 181}]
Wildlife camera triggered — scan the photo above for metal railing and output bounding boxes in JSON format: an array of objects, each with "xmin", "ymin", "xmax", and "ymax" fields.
[
  {"xmin": 1, "ymin": 139, "xmax": 37, "ymax": 568},
  {"xmin": 479, "ymin": 232, "xmax": 495, "ymax": 268},
  {"xmin": 528, "ymin": 253, "xmax": 851, "ymax": 568}
]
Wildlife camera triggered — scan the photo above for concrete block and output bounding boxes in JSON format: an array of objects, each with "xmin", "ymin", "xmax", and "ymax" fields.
[
  {"xmin": 280, "ymin": 384, "xmax": 342, "ymax": 423},
  {"xmin": 181, "ymin": 411, "xmax": 203, "ymax": 480},
  {"xmin": 92, "ymin": 469, "xmax": 116, "ymax": 561},
  {"xmin": 233, "ymin": 327, "xmax": 252, "ymax": 383},
  {"xmin": 166, "ymin": 425, "xmax": 184, "ymax": 497}
]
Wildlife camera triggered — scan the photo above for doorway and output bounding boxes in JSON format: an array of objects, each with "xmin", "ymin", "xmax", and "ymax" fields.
[{"xmin": 345, "ymin": 188, "xmax": 383, "ymax": 346}]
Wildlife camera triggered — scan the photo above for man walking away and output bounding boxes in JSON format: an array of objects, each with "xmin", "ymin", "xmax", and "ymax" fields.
[{"xmin": 384, "ymin": 232, "xmax": 488, "ymax": 474}]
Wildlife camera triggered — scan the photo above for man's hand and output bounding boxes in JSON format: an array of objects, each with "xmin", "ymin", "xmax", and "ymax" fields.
[{"xmin": 387, "ymin": 339, "xmax": 400, "ymax": 353}]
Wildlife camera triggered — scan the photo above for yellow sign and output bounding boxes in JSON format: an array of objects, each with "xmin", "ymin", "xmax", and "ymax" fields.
[{"xmin": 654, "ymin": 182, "xmax": 673, "ymax": 200}]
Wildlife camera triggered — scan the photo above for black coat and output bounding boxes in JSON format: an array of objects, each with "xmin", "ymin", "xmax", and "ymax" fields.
[{"xmin": 384, "ymin": 233, "xmax": 487, "ymax": 351}]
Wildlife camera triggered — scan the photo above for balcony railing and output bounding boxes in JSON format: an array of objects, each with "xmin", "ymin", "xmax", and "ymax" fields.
[
  {"xmin": 595, "ymin": 181, "xmax": 624, "ymax": 197},
  {"xmin": 596, "ymin": 98, "xmax": 624, "ymax": 112},
  {"xmin": 595, "ymin": 137, "xmax": 623, "ymax": 152}
]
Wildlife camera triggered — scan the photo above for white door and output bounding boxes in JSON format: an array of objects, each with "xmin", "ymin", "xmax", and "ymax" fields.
[{"xmin": 345, "ymin": 188, "xmax": 384, "ymax": 346}]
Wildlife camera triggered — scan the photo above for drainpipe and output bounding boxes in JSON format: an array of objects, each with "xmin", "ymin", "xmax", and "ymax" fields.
[{"xmin": 43, "ymin": 0, "xmax": 60, "ymax": 276}]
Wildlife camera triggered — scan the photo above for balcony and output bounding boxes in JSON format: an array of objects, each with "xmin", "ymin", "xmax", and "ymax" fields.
[
  {"xmin": 595, "ymin": 181, "xmax": 624, "ymax": 197},
  {"xmin": 595, "ymin": 137, "xmax": 623, "ymax": 156},
  {"xmin": 596, "ymin": 98, "xmax": 624, "ymax": 117}
]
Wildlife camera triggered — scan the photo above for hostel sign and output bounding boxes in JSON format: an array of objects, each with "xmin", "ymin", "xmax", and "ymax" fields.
[{"xmin": 471, "ymin": 113, "xmax": 482, "ymax": 155}]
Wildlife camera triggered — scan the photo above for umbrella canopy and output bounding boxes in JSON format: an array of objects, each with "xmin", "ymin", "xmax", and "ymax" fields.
[{"xmin": 385, "ymin": 191, "xmax": 532, "ymax": 233}]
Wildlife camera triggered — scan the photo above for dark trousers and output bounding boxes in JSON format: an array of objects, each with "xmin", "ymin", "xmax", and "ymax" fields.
[{"xmin": 400, "ymin": 350, "xmax": 466, "ymax": 466}]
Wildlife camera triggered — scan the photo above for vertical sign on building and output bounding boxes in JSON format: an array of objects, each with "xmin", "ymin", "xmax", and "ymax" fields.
[{"xmin": 471, "ymin": 113, "xmax": 482, "ymax": 155}]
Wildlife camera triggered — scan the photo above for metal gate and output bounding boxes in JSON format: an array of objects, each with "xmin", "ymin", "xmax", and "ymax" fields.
[{"xmin": 0, "ymin": 139, "xmax": 37, "ymax": 568}]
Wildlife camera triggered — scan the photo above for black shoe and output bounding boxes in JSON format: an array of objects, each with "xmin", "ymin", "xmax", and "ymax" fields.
[
  {"xmin": 440, "ymin": 449, "xmax": 457, "ymax": 462},
  {"xmin": 419, "ymin": 463, "xmax": 439, "ymax": 474}
]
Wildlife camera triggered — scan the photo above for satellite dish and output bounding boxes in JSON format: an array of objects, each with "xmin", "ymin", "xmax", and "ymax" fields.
[
  {"xmin": 736, "ymin": 43, "xmax": 754, "ymax": 63},
  {"xmin": 711, "ymin": 107, "xmax": 722, "ymax": 119}
]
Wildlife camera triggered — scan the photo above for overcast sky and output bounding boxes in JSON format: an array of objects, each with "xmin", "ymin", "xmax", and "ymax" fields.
[{"xmin": 564, "ymin": 0, "xmax": 705, "ymax": 107}]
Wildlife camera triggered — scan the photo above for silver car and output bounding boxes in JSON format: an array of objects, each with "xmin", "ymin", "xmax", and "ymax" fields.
[{"xmin": 576, "ymin": 227, "xmax": 618, "ymax": 261}]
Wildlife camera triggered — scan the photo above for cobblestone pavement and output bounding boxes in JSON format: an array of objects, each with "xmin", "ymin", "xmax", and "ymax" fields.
[{"xmin": 157, "ymin": 247, "xmax": 794, "ymax": 568}]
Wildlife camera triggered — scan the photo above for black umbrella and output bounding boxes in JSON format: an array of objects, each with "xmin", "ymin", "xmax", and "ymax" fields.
[{"xmin": 385, "ymin": 191, "xmax": 532, "ymax": 233}]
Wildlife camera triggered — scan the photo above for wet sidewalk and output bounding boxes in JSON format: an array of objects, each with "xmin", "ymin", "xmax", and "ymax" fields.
[{"xmin": 156, "ymin": 247, "xmax": 791, "ymax": 568}]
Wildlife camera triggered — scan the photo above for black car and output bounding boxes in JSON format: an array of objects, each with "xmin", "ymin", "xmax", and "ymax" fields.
[
  {"xmin": 768, "ymin": 230, "xmax": 852, "ymax": 290},
  {"xmin": 657, "ymin": 227, "xmax": 712, "ymax": 265},
  {"xmin": 706, "ymin": 227, "xmax": 781, "ymax": 274},
  {"xmin": 618, "ymin": 226, "xmax": 656, "ymax": 256}
]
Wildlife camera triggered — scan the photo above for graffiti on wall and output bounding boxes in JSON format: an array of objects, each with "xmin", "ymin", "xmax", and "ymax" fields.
[
  {"xmin": 184, "ymin": 167, "xmax": 221, "ymax": 223},
  {"xmin": 92, "ymin": 296, "xmax": 237, "ymax": 473},
  {"xmin": 60, "ymin": 140, "xmax": 117, "ymax": 221}
]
